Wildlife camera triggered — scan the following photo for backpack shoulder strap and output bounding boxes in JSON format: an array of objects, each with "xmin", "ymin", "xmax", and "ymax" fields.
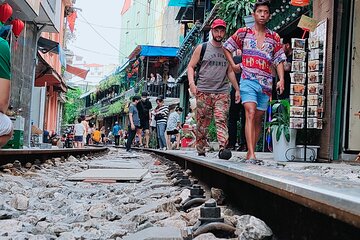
[
  {"xmin": 199, "ymin": 42, "xmax": 207, "ymax": 64},
  {"xmin": 194, "ymin": 42, "xmax": 207, "ymax": 84}
]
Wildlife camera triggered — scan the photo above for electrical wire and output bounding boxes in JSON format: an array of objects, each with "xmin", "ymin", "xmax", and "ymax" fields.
[
  {"xmin": 77, "ymin": 19, "xmax": 177, "ymax": 30},
  {"xmin": 71, "ymin": 45, "xmax": 120, "ymax": 58},
  {"xmin": 78, "ymin": 11, "xmax": 127, "ymax": 57}
]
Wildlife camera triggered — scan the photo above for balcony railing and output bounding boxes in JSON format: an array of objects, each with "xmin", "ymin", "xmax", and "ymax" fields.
[
  {"xmin": 82, "ymin": 79, "xmax": 181, "ymax": 116},
  {"xmin": 143, "ymin": 83, "xmax": 180, "ymax": 99}
]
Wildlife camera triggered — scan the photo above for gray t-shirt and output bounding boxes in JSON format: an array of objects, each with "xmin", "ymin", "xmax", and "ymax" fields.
[
  {"xmin": 129, "ymin": 104, "xmax": 140, "ymax": 127},
  {"xmin": 197, "ymin": 42, "xmax": 229, "ymax": 93},
  {"xmin": 166, "ymin": 112, "xmax": 180, "ymax": 131}
]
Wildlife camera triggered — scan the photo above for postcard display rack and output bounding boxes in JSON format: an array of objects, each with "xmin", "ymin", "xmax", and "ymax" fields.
[{"xmin": 287, "ymin": 37, "xmax": 324, "ymax": 161}]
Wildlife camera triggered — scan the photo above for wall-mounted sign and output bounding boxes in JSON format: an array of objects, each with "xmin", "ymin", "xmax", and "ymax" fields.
[
  {"xmin": 291, "ymin": 0, "xmax": 310, "ymax": 7},
  {"xmin": 298, "ymin": 15, "xmax": 319, "ymax": 32}
]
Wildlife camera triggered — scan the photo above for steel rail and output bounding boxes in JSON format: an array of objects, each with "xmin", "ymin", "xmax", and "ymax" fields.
[
  {"xmin": 140, "ymin": 148, "xmax": 360, "ymax": 240},
  {"xmin": 0, "ymin": 147, "xmax": 109, "ymax": 163}
]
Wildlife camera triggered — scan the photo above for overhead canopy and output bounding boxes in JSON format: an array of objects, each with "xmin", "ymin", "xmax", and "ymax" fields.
[
  {"xmin": 128, "ymin": 45, "xmax": 179, "ymax": 60},
  {"xmin": 38, "ymin": 37, "xmax": 59, "ymax": 54},
  {"xmin": 35, "ymin": 53, "xmax": 66, "ymax": 92},
  {"xmin": 175, "ymin": 5, "xmax": 205, "ymax": 22},
  {"xmin": 168, "ymin": 0, "xmax": 193, "ymax": 7}
]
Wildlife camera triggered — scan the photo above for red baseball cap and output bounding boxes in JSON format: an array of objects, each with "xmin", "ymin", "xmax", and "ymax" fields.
[{"xmin": 211, "ymin": 19, "xmax": 226, "ymax": 29}]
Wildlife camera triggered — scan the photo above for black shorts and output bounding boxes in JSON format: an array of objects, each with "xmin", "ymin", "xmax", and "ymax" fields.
[
  {"xmin": 140, "ymin": 119, "xmax": 150, "ymax": 130},
  {"xmin": 74, "ymin": 136, "xmax": 83, "ymax": 142},
  {"xmin": 166, "ymin": 129, "xmax": 179, "ymax": 135}
]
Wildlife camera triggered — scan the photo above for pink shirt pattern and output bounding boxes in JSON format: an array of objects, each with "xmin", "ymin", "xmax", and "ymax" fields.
[{"xmin": 224, "ymin": 27, "xmax": 286, "ymax": 96}]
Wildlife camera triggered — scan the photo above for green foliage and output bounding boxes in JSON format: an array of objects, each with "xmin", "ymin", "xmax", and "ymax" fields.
[
  {"xmin": 90, "ymin": 92, "xmax": 96, "ymax": 102},
  {"xmin": 104, "ymin": 100, "xmax": 125, "ymax": 117},
  {"xmin": 98, "ymin": 74, "xmax": 121, "ymax": 92},
  {"xmin": 63, "ymin": 88, "xmax": 84, "ymax": 124},
  {"xmin": 266, "ymin": 99, "xmax": 291, "ymax": 142},
  {"xmin": 89, "ymin": 105, "xmax": 100, "ymax": 115},
  {"xmin": 213, "ymin": 0, "xmax": 256, "ymax": 35},
  {"xmin": 208, "ymin": 118, "xmax": 217, "ymax": 142}
]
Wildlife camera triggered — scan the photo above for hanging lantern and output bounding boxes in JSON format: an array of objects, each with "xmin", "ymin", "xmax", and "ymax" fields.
[
  {"xmin": 0, "ymin": 3, "xmax": 13, "ymax": 23},
  {"xmin": 11, "ymin": 19, "xmax": 24, "ymax": 38},
  {"xmin": 290, "ymin": 0, "xmax": 310, "ymax": 7}
]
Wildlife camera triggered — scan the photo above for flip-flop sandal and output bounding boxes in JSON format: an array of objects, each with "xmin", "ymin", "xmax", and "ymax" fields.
[
  {"xmin": 232, "ymin": 156, "xmax": 247, "ymax": 162},
  {"xmin": 245, "ymin": 159, "xmax": 264, "ymax": 165}
]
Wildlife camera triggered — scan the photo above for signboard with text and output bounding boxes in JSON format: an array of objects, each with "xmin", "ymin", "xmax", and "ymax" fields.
[{"xmin": 298, "ymin": 15, "xmax": 319, "ymax": 32}]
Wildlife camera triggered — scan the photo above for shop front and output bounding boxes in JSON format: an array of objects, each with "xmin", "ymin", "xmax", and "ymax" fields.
[
  {"xmin": 266, "ymin": 0, "xmax": 337, "ymax": 161},
  {"xmin": 331, "ymin": 0, "xmax": 360, "ymax": 160},
  {"xmin": 346, "ymin": 0, "xmax": 360, "ymax": 156}
]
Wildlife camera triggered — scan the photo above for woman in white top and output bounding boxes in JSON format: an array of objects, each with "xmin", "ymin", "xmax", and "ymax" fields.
[{"xmin": 74, "ymin": 117, "xmax": 85, "ymax": 148}]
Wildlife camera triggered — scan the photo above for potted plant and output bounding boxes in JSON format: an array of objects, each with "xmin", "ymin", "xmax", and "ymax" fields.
[
  {"xmin": 180, "ymin": 128, "xmax": 196, "ymax": 148},
  {"xmin": 266, "ymin": 99, "xmax": 297, "ymax": 161}
]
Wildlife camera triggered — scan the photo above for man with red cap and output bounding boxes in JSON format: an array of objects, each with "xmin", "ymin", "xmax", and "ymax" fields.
[{"xmin": 187, "ymin": 18, "xmax": 240, "ymax": 160}]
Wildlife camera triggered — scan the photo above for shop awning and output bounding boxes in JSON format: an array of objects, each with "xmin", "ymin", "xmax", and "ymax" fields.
[
  {"xmin": 35, "ymin": 70, "xmax": 63, "ymax": 88},
  {"xmin": 35, "ymin": 53, "xmax": 66, "ymax": 92},
  {"xmin": 37, "ymin": 37, "xmax": 67, "ymax": 67},
  {"xmin": 38, "ymin": 37, "xmax": 59, "ymax": 54},
  {"xmin": 128, "ymin": 45, "xmax": 179, "ymax": 60},
  {"xmin": 66, "ymin": 64, "xmax": 89, "ymax": 79},
  {"xmin": 168, "ymin": 0, "xmax": 193, "ymax": 7}
]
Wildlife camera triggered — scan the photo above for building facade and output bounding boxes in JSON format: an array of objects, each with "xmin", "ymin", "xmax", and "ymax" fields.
[
  {"xmin": 2, "ymin": 0, "xmax": 74, "ymax": 145},
  {"xmin": 119, "ymin": 0, "xmax": 180, "ymax": 61}
]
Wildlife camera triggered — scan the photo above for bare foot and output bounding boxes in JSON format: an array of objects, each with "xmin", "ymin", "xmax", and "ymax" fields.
[{"xmin": 246, "ymin": 152, "xmax": 256, "ymax": 160}]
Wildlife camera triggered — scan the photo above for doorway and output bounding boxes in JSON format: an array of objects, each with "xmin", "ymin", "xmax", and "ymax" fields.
[{"xmin": 347, "ymin": 0, "xmax": 360, "ymax": 152}]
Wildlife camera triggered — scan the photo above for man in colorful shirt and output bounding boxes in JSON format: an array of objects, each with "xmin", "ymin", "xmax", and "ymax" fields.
[
  {"xmin": 0, "ymin": 37, "xmax": 13, "ymax": 147},
  {"xmin": 223, "ymin": 0, "xmax": 286, "ymax": 161}
]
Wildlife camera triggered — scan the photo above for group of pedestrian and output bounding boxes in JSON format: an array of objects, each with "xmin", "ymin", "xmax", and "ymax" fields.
[
  {"xmin": 188, "ymin": 0, "xmax": 286, "ymax": 162},
  {"xmin": 73, "ymin": 115, "xmax": 114, "ymax": 148},
  {"xmin": 72, "ymin": 0, "xmax": 288, "ymax": 161},
  {"xmin": 124, "ymin": 92, "xmax": 184, "ymax": 152}
]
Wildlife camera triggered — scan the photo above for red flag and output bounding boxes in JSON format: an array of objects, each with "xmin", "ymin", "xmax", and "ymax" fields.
[
  {"xmin": 121, "ymin": 0, "xmax": 132, "ymax": 15},
  {"xmin": 67, "ymin": 11, "xmax": 77, "ymax": 33},
  {"xmin": 66, "ymin": 64, "xmax": 89, "ymax": 79}
]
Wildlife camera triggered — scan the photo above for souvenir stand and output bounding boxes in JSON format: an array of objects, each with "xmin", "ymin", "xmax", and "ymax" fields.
[{"xmin": 286, "ymin": 20, "xmax": 326, "ymax": 161}]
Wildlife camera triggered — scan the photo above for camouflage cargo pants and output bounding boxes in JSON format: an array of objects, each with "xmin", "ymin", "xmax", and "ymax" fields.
[{"xmin": 195, "ymin": 91, "xmax": 230, "ymax": 154}]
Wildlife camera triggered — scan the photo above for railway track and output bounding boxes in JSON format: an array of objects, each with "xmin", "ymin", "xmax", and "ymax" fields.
[
  {"xmin": 0, "ymin": 146, "xmax": 359, "ymax": 239},
  {"xmin": 0, "ymin": 147, "xmax": 109, "ymax": 163},
  {"xmin": 141, "ymin": 148, "xmax": 360, "ymax": 240}
]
